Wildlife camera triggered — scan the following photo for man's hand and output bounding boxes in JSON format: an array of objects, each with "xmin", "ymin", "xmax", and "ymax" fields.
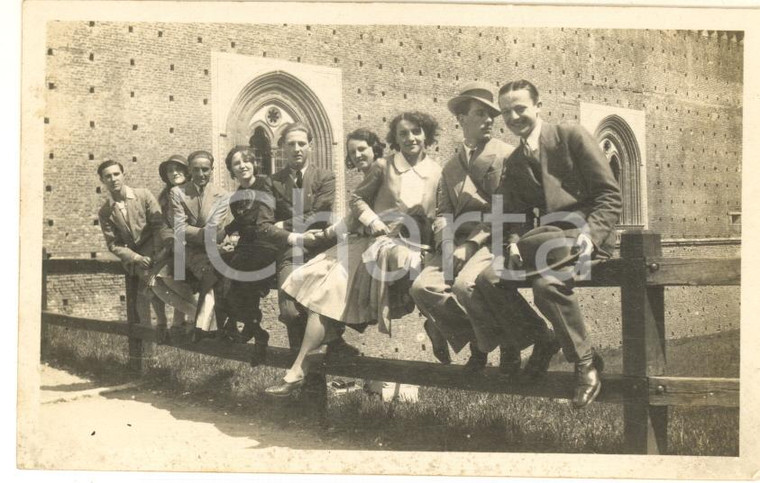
[
  {"xmin": 506, "ymin": 243, "xmax": 523, "ymax": 271},
  {"xmin": 289, "ymin": 232, "xmax": 318, "ymax": 249},
  {"xmin": 136, "ymin": 255, "xmax": 152, "ymax": 269},
  {"xmin": 452, "ymin": 241, "xmax": 478, "ymax": 274},
  {"xmin": 368, "ymin": 218, "xmax": 390, "ymax": 237},
  {"xmin": 573, "ymin": 233, "xmax": 594, "ymax": 259},
  {"xmin": 274, "ymin": 221, "xmax": 285, "ymax": 229}
]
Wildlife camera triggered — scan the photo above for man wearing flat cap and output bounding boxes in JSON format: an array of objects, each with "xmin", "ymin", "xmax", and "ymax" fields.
[{"xmin": 411, "ymin": 82, "xmax": 553, "ymax": 375}]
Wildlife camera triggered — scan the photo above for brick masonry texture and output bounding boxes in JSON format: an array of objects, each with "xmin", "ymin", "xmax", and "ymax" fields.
[{"xmin": 41, "ymin": 23, "xmax": 742, "ymax": 354}]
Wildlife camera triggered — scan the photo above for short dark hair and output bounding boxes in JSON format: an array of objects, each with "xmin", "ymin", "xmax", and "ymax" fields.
[
  {"xmin": 225, "ymin": 145, "xmax": 256, "ymax": 179},
  {"xmin": 188, "ymin": 150, "xmax": 214, "ymax": 167},
  {"xmin": 386, "ymin": 111, "xmax": 439, "ymax": 152},
  {"xmin": 279, "ymin": 121, "xmax": 313, "ymax": 145},
  {"xmin": 97, "ymin": 159, "xmax": 124, "ymax": 177},
  {"xmin": 498, "ymin": 79, "xmax": 540, "ymax": 104},
  {"xmin": 345, "ymin": 128, "xmax": 386, "ymax": 170}
]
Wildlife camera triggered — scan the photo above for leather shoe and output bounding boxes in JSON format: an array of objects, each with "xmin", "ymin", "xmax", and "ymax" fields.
[
  {"xmin": 572, "ymin": 353, "xmax": 604, "ymax": 408},
  {"xmin": 522, "ymin": 333, "xmax": 561, "ymax": 381},
  {"xmin": 327, "ymin": 336, "xmax": 361, "ymax": 359},
  {"xmin": 499, "ymin": 346, "xmax": 521, "ymax": 380},
  {"xmin": 265, "ymin": 377, "xmax": 305, "ymax": 397},
  {"xmin": 423, "ymin": 319, "xmax": 451, "ymax": 365},
  {"xmin": 463, "ymin": 345, "xmax": 487, "ymax": 373}
]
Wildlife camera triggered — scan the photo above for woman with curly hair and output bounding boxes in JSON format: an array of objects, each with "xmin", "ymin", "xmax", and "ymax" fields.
[{"xmin": 266, "ymin": 113, "xmax": 442, "ymax": 396}]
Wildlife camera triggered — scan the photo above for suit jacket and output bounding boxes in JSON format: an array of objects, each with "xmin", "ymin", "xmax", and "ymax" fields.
[
  {"xmin": 499, "ymin": 121, "xmax": 622, "ymax": 256},
  {"xmin": 433, "ymin": 138, "xmax": 514, "ymax": 249},
  {"xmin": 98, "ymin": 186, "xmax": 164, "ymax": 267},
  {"xmin": 270, "ymin": 164, "xmax": 335, "ymax": 232},
  {"xmin": 169, "ymin": 182, "xmax": 230, "ymax": 248},
  {"xmin": 351, "ymin": 153, "xmax": 442, "ymax": 246}
]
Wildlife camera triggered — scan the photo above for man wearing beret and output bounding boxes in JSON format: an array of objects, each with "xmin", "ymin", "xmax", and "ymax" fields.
[
  {"xmin": 466, "ymin": 79, "xmax": 622, "ymax": 407},
  {"xmin": 411, "ymin": 82, "xmax": 553, "ymax": 375}
]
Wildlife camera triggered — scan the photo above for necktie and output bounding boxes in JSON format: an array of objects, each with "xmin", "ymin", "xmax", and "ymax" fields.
[
  {"xmin": 295, "ymin": 169, "xmax": 303, "ymax": 189},
  {"xmin": 468, "ymin": 148, "xmax": 477, "ymax": 168},
  {"xmin": 521, "ymin": 138, "xmax": 542, "ymax": 182}
]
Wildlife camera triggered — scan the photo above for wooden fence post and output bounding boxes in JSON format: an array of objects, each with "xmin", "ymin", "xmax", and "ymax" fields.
[
  {"xmin": 620, "ymin": 230, "xmax": 667, "ymax": 454},
  {"xmin": 125, "ymin": 273, "xmax": 143, "ymax": 373}
]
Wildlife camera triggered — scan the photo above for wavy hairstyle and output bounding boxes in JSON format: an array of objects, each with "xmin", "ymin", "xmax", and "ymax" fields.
[
  {"xmin": 385, "ymin": 111, "xmax": 439, "ymax": 152},
  {"xmin": 344, "ymin": 128, "xmax": 386, "ymax": 170}
]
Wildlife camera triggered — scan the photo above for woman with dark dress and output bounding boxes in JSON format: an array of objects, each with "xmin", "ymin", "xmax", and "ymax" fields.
[{"xmin": 220, "ymin": 146, "xmax": 283, "ymax": 363}]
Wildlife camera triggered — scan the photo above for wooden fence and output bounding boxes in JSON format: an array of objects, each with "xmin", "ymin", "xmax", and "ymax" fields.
[{"xmin": 40, "ymin": 230, "xmax": 740, "ymax": 454}]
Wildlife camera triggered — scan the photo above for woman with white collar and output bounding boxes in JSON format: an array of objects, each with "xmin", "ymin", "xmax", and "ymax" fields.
[{"xmin": 266, "ymin": 112, "xmax": 442, "ymax": 396}]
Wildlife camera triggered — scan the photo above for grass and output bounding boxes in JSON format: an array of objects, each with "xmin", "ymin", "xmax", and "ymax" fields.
[{"xmin": 41, "ymin": 324, "xmax": 739, "ymax": 455}]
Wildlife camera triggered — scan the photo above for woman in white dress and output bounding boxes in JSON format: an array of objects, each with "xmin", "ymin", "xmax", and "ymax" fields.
[{"xmin": 266, "ymin": 112, "xmax": 442, "ymax": 396}]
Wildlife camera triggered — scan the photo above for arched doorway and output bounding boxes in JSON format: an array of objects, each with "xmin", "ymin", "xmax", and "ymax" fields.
[
  {"xmin": 595, "ymin": 115, "xmax": 644, "ymax": 230},
  {"xmin": 222, "ymin": 71, "xmax": 335, "ymax": 190}
]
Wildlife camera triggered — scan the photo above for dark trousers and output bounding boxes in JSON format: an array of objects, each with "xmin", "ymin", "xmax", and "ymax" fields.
[{"xmin": 473, "ymin": 264, "xmax": 591, "ymax": 363}]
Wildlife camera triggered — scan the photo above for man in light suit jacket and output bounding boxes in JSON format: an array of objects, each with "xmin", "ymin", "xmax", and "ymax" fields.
[
  {"xmin": 170, "ymin": 150, "xmax": 230, "ymax": 340},
  {"xmin": 410, "ymin": 83, "xmax": 553, "ymax": 375},
  {"xmin": 270, "ymin": 122, "xmax": 338, "ymax": 349},
  {"xmin": 468, "ymin": 80, "xmax": 622, "ymax": 407},
  {"xmin": 97, "ymin": 160, "xmax": 168, "ymax": 333}
]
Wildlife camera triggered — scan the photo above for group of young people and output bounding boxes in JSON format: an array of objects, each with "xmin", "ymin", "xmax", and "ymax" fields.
[{"xmin": 96, "ymin": 78, "xmax": 621, "ymax": 408}]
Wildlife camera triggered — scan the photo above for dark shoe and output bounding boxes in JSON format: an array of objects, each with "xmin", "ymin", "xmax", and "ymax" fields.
[
  {"xmin": 463, "ymin": 345, "xmax": 488, "ymax": 373},
  {"xmin": 155, "ymin": 326, "xmax": 171, "ymax": 345},
  {"xmin": 264, "ymin": 377, "xmax": 305, "ymax": 397},
  {"xmin": 499, "ymin": 346, "xmax": 521, "ymax": 381},
  {"xmin": 250, "ymin": 329, "xmax": 270, "ymax": 367},
  {"xmin": 572, "ymin": 353, "xmax": 604, "ymax": 408},
  {"xmin": 522, "ymin": 333, "xmax": 561, "ymax": 381},
  {"xmin": 326, "ymin": 337, "xmax": 361, "ymax": 359},
  {"xmin": 191, "ymin": 328, "xmax": 205, "ymax": 343},
  {"xmin": 423, "ymin": 319, "xmax": 451, "ymax": 365}
]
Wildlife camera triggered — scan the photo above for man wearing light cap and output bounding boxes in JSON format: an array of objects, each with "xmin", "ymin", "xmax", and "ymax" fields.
[{"xmin": 411, "ymin": 82, "xmax": 553, "ymax": 375}]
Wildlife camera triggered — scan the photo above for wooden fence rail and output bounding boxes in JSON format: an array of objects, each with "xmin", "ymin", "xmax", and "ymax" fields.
[{"xmin": 40, "ymin": 231, "xmax": 740, "ymax": 454}]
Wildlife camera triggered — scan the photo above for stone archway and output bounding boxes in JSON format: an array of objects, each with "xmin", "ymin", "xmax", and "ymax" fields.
[
  {"xmin": 595, "ymin": 114, "xmax": 644, "ymax": 229},
  {"xmin": 580, "ymin": 103, "xmax": 647, "ymax": 231},
  {"xmin": 211, "ymin": 53, "xmax": 345, "ymax": 212},
  {"xmin": 225, "ymin": 71, "xmax": 335, "ymax": 180}
]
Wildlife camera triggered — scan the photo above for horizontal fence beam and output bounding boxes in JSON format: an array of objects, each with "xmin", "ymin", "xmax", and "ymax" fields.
[
  {"xmin": 646, "ymin": 258, "xmax": 740, "ymax": 286},
  {"xmin": 43, "ymin": 312, "xmax": 735, "ymax": 407},
  {"xmin": 648, "ymin": 376, "xmax": 739, "ymax": 408},
  {"xmin": 44, "ymin": 258, "xmax": 124, "ymax": 276}
]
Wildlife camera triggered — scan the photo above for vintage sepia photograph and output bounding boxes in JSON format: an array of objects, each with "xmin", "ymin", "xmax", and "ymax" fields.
[{"xmin": 16, "ymin": 1, "xmax": 760, "ymax": 479}]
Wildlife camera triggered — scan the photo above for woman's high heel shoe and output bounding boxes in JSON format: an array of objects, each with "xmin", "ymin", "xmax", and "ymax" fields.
[{"xmin": 264, "ymin": 377, "xmax": 305, "ymax": 397}]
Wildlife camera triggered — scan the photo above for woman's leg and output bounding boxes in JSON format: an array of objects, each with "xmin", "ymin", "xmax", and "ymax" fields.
[
  {"xmin": 283, "ymin": 311, "xmax": 328, "ymax": 382},
  {"xmin": 194, "ymin": 271, "xmax": 219, "ymax": 332}
]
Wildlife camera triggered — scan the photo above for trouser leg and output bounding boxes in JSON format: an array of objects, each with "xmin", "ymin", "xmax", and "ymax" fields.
[
  {"xmin": 277, "ymin": 247, "xmax": 308, "ymax": 349},
  {"xmin": 531, "ymin": 267, "xmax": 592, "ymax": 364}
]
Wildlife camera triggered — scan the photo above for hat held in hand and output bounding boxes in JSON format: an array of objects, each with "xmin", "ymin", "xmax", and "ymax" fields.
[{"xmin": 516, "ymin": 226, "xmax": 581, "ymax": 278}]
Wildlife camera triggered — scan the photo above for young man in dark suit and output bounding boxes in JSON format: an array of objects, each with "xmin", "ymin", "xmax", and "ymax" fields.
[
  {"xmin": 269, "ymin": 122, "xmax": 348, "ymax": 350},
  {"xmin": 468, "ymin": 80, "xmax": 622, "ymax": 407},
  {"xmin": 410, "ymin": 82, "xmax": 552, "ymax": 375}
]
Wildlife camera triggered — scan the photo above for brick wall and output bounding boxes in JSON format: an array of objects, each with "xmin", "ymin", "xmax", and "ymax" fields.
[{"xmin": 43, "ymin": 23, "xmax": 742, "ymax": 256}]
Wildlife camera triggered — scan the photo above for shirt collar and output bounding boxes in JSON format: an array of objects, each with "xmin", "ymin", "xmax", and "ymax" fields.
[
  {"xmin": 393, "ymin": 152, "xmax": 438, "ymax": 178},
  {"xmin": 108, "ymin": 185, "xmax": 134, "ymax": 205},
  {"xmin": 290, "ymin": 164, "xmax": 308, "ymax": 178},
  {"xmin": 524, "ymin": 118, "xmax": 543, "ymax": 151}
]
